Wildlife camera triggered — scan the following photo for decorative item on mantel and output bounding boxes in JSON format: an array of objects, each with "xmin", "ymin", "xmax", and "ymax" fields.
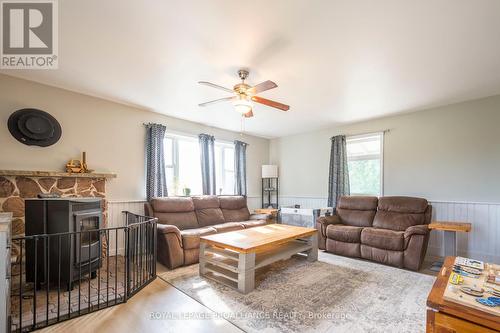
[{"xmin": 66, "ymin": 151, "xmax": 94, "ymax": 173}]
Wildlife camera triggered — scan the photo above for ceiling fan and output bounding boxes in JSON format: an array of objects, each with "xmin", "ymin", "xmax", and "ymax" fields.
[{"xmin": 198, "ymin": 69, "xmax": 290, "ymax": 118}]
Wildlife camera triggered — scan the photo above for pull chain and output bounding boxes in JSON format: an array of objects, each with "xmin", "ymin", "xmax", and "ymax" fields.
[{"xmin": 240, "ymin": 115, "xmax": 245, "ymax": 136}]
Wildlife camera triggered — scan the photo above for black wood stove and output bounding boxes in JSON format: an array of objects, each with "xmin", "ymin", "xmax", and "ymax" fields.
[{"xmin": 25, "ymin": 198, "xmax": 103, "ymax": 290}]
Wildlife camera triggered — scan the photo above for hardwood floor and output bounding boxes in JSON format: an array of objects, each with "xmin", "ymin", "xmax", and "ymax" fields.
[{"xmin": 40, "ymin": 264, "xmax": 243, "ymax": 333}]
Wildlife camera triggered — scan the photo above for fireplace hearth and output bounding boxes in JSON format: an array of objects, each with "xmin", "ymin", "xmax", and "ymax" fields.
[{"xmin": 25, "ymin": 198, "xmax": 103, "ymax": 290}]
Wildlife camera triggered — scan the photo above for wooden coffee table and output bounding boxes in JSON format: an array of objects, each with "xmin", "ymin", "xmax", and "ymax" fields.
[
  {"xmin": 199, "ymin": 224, "xmax": 318, "ymax": 294},
  {"xmin": 426, "ymin": 256, "xmax": 500, "ymax": 333}
]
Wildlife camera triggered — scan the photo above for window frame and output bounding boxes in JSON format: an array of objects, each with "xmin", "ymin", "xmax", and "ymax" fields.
[
  {"xmin": 215, "ymin": 141, "xmax": 235, "ymax": 195},
  {"xmin": 163, "ymin": 131, "xmax": 235, "ymax": 196},
  {"xmin": 164, "ymin": 132, "xmax": 201, "ymax": 196},
  {"xmin": 346, "ymin": 132, "xmax": 384, "ymax": 196}
]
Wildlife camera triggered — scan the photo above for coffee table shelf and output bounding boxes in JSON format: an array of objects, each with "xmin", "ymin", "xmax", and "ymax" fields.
[
  {"xmin": 199, "ymin": 224, "xmax": 318, "ymax": 294},
  {"xmin": 254, "ymin": 240, "xmax": 311, "ymax": 269}
]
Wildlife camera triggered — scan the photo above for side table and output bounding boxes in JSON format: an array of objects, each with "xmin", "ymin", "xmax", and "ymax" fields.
[
  {"xmin": 254, "ymin": 208, "xmax": 279, "ymax": 223},
  {"xmin": 428, "ymin": 221, "xmax": 471, "ymax": 271}
]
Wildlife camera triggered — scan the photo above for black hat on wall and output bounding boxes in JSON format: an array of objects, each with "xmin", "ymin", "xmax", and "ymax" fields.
[{"xmin": 8, "ymin": 109, "xmax": 62, "ymax": 147}]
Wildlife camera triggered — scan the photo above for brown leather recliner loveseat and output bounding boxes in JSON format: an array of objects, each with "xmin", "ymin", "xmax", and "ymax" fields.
[
  {"xmin": 145, "ymin": 195, "xmax": 270, "ymax": 269},
  {"xmin": 316, "ymin": 196, "xmax": 432, "ymax": 271}
]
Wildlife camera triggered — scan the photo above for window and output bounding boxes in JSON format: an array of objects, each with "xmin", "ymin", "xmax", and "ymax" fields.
[
  {"xmin": 215, "ymin": 143, "xmax": 235, "ymax": 195},
  {"xmin": 346, "ymin": 133, "xmax": 383, "ymax": 196},
  {"xmin": 164, "ymin": 134, "xmax": 202, "ymax": 196},
  {"xmin": 164, "ymin": 133, "xmax": 235, "ymax": 196}
]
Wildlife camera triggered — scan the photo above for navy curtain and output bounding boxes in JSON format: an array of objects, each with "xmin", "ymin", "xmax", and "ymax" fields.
[
  {"xmin": 145, "ymin": 123, "xmax": 168, "ymax": 201},
  {"xmin": 327, "ymin": 135, "xmax": 350, "ymax": 209},
  {"xmin": 199, "ymin": 134, "xmax": 216, "ymax": 195},
  {"xmin": 234, "ymin": 140, "xmax": 248, "ymax": 196}
]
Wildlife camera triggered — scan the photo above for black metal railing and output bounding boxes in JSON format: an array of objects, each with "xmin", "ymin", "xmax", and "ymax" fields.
[{"xmin": 9, "ymin": 212, "xmax": 157, "ymax": 332}]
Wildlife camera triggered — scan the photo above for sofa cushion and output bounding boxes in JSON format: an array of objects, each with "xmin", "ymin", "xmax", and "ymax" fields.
[
  {"xmin": 195, "ymin": 208, "xmax": 225, "ymax": 227},
  {"xmin": 155, "ymin": 211, "xmax": 198, "ymax": 230},
  {"xmin": 326, "ymin": 224, "xmax": 363, "ymax": 243},
  {"xmin": 211, "ymin": 222, "xmax": 245, "ymax": 233},
  {"xmin": 192, "ymin": 196, "xmax": 220, "ymax": 209},
  {"xmin": 151, "ymin": 197, "xmax": 194, "ymax": 212},
  {"xmin": 361, "ymin": 228, "xmax": 405, "ymax": 251},
  {"xmin": 219, "ymin": 195, "xmax": 247, "ymax": 209},
  {"xmin": 240, "ymin": 220, "xmax": 267, "ymax": 228},
  {"xmin": 336, "ymin": 196, "xmax": 377, "ymax": 227},
  {"xmin": 338, "ymin": 196, "xmax": 378, "ymax": 211},
  {"xmin": 221, "ymin": 207, "xmax": 251, "ymax": 222},
  {"xmin": 180, "ymin": 226, "xmax": 217, "ymax": 249},
  {"xmin": 377, "ymin": 196, "xmax": 428, "ymax": 214},
  {"xmin": 373, "ymin": 197, "xmax": 429, "ymax": 231}
]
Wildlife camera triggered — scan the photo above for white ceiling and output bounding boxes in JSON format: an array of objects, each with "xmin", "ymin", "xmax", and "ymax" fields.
[{"xmin": 4, "ymin": 0, "xmax": 500, "ymax": 138}]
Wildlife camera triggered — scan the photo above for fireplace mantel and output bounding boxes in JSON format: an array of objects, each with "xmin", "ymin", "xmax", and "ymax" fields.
[{"xmin": 0, "ymin": 170, "xmax": 117, "ymax": 179}]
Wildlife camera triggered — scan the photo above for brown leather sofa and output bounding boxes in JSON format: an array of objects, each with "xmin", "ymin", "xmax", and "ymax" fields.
[
  {"xmin": 145, "ymin": 195, "xmax": 270, "ymax": 269},
  {"xmin": 316, "ymin": 196, "xmax": 432, "ymax": 271}
]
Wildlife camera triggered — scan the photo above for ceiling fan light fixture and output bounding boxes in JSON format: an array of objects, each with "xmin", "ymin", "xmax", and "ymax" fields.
[{"xmin": 233, "ymin": 96, "xmax": 252, "ymax": 114}]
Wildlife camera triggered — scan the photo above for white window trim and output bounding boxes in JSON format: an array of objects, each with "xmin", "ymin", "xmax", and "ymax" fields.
[{"xmin": 346, "ymin": 132, "xmax": 384, "ymax": 196}]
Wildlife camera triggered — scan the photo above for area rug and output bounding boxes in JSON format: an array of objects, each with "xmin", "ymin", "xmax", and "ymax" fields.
[{"xmin": 158, "ymin": 252, "xmax": 435, "ymax": 333}]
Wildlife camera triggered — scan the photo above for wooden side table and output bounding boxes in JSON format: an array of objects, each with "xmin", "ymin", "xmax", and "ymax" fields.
[
  {"xmin": 254, "ymin": 208, "xmax": 279, "ymax": 222},
  {"xmin": 428, "ymin": 221, "xmax": 472, "ymax": 271}
]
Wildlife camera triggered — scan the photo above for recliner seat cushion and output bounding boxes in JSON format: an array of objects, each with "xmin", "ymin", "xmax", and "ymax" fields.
[
  {"xmin": 180, "ymin": 226, "xmax": 216, "ymax": 249},
  {"xmin": 211, "ymin": 222, "xmax": 245, "ymax": 232},
  {"xmin": 373, "ymin": 196, "xmax": 429, "ymax": 231},
  {"xmin": 240, "ymin": 220, "xmax": 267, "ymax": 228},
  {"xmin": 326, "ymin": 224, "xmax": 363, "ymax": 243},
  {"xmin": 361, "ymin": 228, "xmax": 405, "ymax": 251}
]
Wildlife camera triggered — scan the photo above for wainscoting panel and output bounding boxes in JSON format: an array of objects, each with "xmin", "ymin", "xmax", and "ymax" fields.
[
  {"xmin": 107, "ymin": 201, "xmax": 146, "ymax": 256},
  {"xmin": 279, "ymin": 196, "xmax": 500, "ymax": 264},
  {"xmin": 109, "ymin": 197, "xmax": 499, "ymax": 263}
]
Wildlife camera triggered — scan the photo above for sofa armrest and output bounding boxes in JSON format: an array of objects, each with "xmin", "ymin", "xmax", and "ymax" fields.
[
  {"xmin": 317, "ymin": 215, "xmax": 340, "ymax": 228},
  {"xmin": 156, "ymin": 224, "xmax": 184, "ymax": 269},
  {"xmin": 316, "ymin": 215, "xmax": 340, "ymax": 250},
  {"xmin": 249, "ymin": 213, "xmax": 272, "ymax": 221},
  {"xmin": 404, "ymin": 224, "xmax": 429, "ymax": 238},
  {"xmin": 144, "ymin": 202, "xmax": 154, "ymax": 217},
  {"xmin": 157, "ymin": 223, "xmax": 181, "ymax": 236}
]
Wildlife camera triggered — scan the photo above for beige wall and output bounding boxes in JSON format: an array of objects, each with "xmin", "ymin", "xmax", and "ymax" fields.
[
  {"xmin": 270, "ymin": 94, "xmax": 500, "ymax": 203},
  {"xmin": 0, "ymin": 75, "xmax": 269, "ymax": 201}
]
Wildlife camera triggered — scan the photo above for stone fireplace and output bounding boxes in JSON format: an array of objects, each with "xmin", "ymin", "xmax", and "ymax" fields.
[{"xmin": 0, "ymin": 170, "xmax": 116, "ymax": 258}]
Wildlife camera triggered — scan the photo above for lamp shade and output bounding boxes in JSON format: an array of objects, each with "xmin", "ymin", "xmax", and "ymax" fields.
[{"xmin": 262, "ymin": 165, "xmax": 278, "ymax": 178}]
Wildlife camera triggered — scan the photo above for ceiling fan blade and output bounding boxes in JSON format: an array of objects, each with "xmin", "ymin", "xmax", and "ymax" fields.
[
  {"xmin": 251, "ymin": 96, "xmax": 289, "ymax": 111},
  {"xmin": 244, "ymin": 110, "xmax": 254, "ymax": 118},
  {"xmin": 246, "ymin": 80, "xmax": 277, "ymax": 95},
  {"xmin": 198, "ymin": 96, "xmax": 234, "ymax": 107},
  {"xmin": 198, "ymin": 81, "xmax": 234, "ymax": 93}
]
